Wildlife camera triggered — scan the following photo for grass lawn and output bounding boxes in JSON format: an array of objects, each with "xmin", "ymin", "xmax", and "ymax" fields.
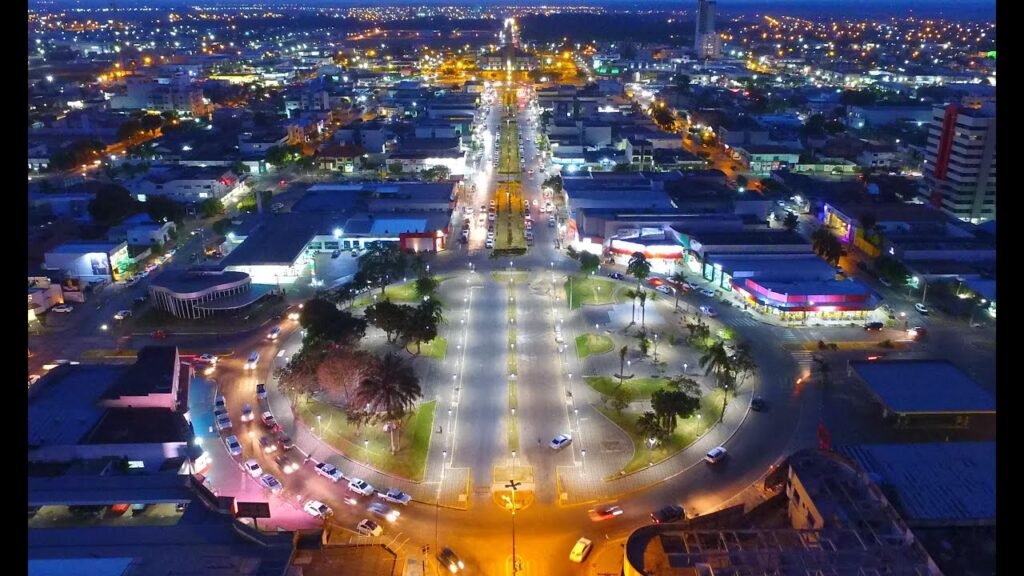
[
  {"xmin": 354, "ymin": 277, "xmax": 446, "ymax": 307},
  {"xmin": 492, "ymin": 271, "xmax": 530, "ymax": 283},
  {"xmin": 576, "ymin": 333, "xmax": 614, "ymax": 359},
  {"xmin": 407, "ymin": 337, "xmax": 447, "ymax": 360},
  {"xmin": 296, "ymin": 397, "xmax": 437, "ymax": 481},
  {"xmin": 564, "ymin": 276, "xmax": 619, "ymax": 309},
  {"xmin": 597, "ymin": 389, "xmax": 725, "ymax": 475},
  {"xmin": 585, "ymin": 375, "xmax": 670, "ymax": 401}
]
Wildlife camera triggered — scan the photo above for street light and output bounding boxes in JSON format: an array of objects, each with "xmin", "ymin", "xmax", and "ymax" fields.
[{"xmin": 504, "ymin": 478, "xmax": 522, "ymax": 575}]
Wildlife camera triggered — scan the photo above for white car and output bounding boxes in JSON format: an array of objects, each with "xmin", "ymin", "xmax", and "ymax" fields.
[
  {"xmin": 113, "ymin": 309, "xmax": 132, "ymax": 320},
  {"xmin": 699, "ymin": 288, "xmax": 715, "ymax": 297},
  {"xmin": 348, "ymin": 478, "xmax": 375, "ymax": 496},
  {"xmin": 240, "ymin": 403, "xmax": 254, "ymax": 422},
  {"xmin": 914, "ymin": 302, "xmax": 929, "ymax": 315},
  {"xmin": 699, "ymin": 305, "xmax": 718, "ymax": 318},
  {"xmin": 304, "ymin": 500, "xmax": 333, "ymax": 519},
  {"xmin": 705, "ymin": 446, "xmax": 728, "ymax": 464},
  {"xmin": 378, "ymin": 488, "xmax": 412, "ymax": 505},
  {"xmin": 569, "ymin": 537, "xmax": 593, "ymax": 563},
  {"xmin": 215, "ymin": 414, "xmax": 232, "ymax": 432},
  {"xmin": 245, "ymin": 351, "xmax": 260, "ymax": 370},
  {"xmin": 244, "ymin": 459, "xmax": 263, "ymax": 478},
  {"xmin": 214, "ymin": 394, "xmax": 226, "ymax": 410},
  {"xmin": 655, "ymin": 285, "xmax": 673, "ymax": 295},
  {"xmin": 315, "ymin": 462, "xmax": 344, "ymax": 482},
  {"xmin": 224, "ymin": 435, "xmax": 242, "ymax": 456},
  {"xmin": 356, "ymin": 518, "xmax": 383, "ymax": 537},
  {"xmin": 256, "ymin": 383, "xmax": 267, "ymax": 399},
  {"xmin": 51, "ymin": 304, "xmax": 74, "ymax": 313},
  {"xmin": 485, "ymin": 240, "xmax": 494, "ymax": 249},
  {"xmin": 259, "ymin": 473, "xmax": 283, "ymax": 494},
  {"xmin": 550, "ymin": 434, "xmax": 572, "ymax": 450},
  {"xmin": 198, "ymin": 354, "xmax": 218, "ymax": 365}
]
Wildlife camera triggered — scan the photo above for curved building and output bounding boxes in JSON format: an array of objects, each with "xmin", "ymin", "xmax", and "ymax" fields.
[{"xmin": 149, "ymin": 269, "xmax": 266, "ymax": 319}]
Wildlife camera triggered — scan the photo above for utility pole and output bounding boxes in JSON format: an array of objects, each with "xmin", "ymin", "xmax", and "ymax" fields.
[{"xmin": 505, "ymin": 479, "xmax": 522, "ymax": 575}]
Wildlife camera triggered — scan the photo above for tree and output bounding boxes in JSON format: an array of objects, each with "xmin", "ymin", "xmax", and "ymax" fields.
[
  {"xmin": 578, "ymin": 252, "xmax": 600, "ymax": 275},
  {"xmin": 420, "ymin": 165, "xmax": 450, "ymax": 182},
  {"xmin": 415, "ymin": 275, "xmax": 439, "ymax": 298},
  {"xmin": 783, "ymin": 211, "xmax": 799, "ymax": 232},
  {"xmin": 199, "ymin": 198, "xmax": 226, "ymax": 219},
  {"xmin": 731, "ymin": 342, "xmax": 756, "ymax": 386},
  {"xmin": 139, "ymin": 114, "xmax": 163, "ymax": 133},
  {"xmin": 811, "ymin": 228, "xmax": 843, "ymax": 266},
  {"xmin": 357, "ymin": 242, "xmax": 407, "ymax": 294},
  {"xmin": 651, "ymin": 388, "xmax": 700, "ymax": 435},
  {"xmin": 237, "ymin": 190, "xmax": 272, "ymax": 213},
  {"xmin": 300, "ymin": 298, "xmax": 368, "ymax": 345},
  {"xmin": 700, "ymin": 340, "xmax": 734, "ymax": 421},
  {"xmin": 636, "ymin": 411, "xmax": 666, "ymax": 443},
  {"xmin": 608, "ymin": 385, "xmax": 630, "ymax": 414},
  {"xmin": 617, "ymin": 345, "xmax": 630, "ymax": 389},
  {"xmin": 145, "ymin": 196, "xmax": 186, "ymax": 224},
  {"xmin": 638, "ymin": 289, "xmax": 648, "ymax": 330},
  {"xmin": 627, "ymin": 252, "xmax": 651, "ymax": 325},
  {"xmin": 364, "ymin": 300, "xmax": 411, "ymax": 343},
  {"xmin": 405, "ymin": 298, "xmax": 444, "ymax": 354},
  {"xmin": 50, "ymin": 139, "xmax": 106, "ymax": 171},
  {"xmin": 278, "ymin": 340, "xmax": 331, "ymax": 395},
  {"xmin": 354, "ymin": 352, "xmax": 422, "ymax": 453},
  {"xmin": 117, "ymin": 119, "xmax": 145, "ymax": 142},
  {"xmin": 388, "ymin": 163, "xmax": 404, "ymax": 175},
  {"xmin": 150, "ymin": 241, "xmax": 165, "ymax": 256},
  {"xmin": 265, "ymin": 145, "xmax": 290, "ymax": 166},
  {"xmin": 685, "ymin": 319, "xmax": 710, "ymax": 348},
  {"xmin": 638, "ymin": 335, "xmax": 651, "ymax": 357},
  {"xmin": 670, "ymin": 270, "xmax": 686, "ymax": 311},
  {"xmin": 674, "ymin": 74, "xmax": 691, "ymax": 93},
  {"xmin": 317, "ymin": 348, "xmax": 374, "ymax": 407},
  {"xmin": 88, "ymin": 185, "xmax": 140, "ymax": 225}
]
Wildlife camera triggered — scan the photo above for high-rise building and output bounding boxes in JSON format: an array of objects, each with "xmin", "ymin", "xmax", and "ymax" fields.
[
  {"xmin": 694, "ymin": 0, "xmax": 721, "ymax": 60},
  {"xmin": 923, "ymin": 103, "xmax": 996, "ymax": 224}
]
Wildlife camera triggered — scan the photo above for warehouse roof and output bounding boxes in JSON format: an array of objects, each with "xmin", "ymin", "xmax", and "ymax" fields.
[{"xmin": 849, "ymin": 360, "xmax": 995, "ymax": 415}]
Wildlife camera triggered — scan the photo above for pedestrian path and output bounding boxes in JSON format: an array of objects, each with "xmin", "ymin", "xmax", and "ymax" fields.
[{"xmin": 790, "ymin": 350, "xmax": 815, "ymax": 373}]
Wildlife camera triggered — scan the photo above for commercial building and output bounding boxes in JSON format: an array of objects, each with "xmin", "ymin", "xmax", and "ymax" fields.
[
  {"xmin": 149, "ymin": 269, "xmax": 271, "ymax": 319},
  {"xmin": 847, "ymin": 359, "xmax": 996, "ymax": 429},
  {"xmin": 29, "ymin": 346, "xmax": 199, "ymax": 472},
  {"xmin": 43, "ymin": 241, "xmax": 131, "ymax": 282},
  {"xmin": 694, "ymin": 0, "xmax": 722, "ymax": 60},
  {"xmin": 623, "ymin": 448, "xmax": 940, "ymax": 575},
  {"xmin": 123, "ymin": 165, "xmax": 241, "ymax": 203},
  {"xmin": 923, "ymin": 103, "xmax": 996, "ymax": 224}
]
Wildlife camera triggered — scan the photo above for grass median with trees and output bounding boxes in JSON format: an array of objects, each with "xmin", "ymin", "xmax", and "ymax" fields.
[{"xmin": 575, "ymin": 333, "xmax": 614, "ymax": 358}]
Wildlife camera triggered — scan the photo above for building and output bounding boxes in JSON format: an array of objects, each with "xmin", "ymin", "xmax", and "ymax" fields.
[
  {"xmin": 923, "ymin": 103, "xmax": 996, "ymax": 224},
  {"xmin": 694, "ymin": 0, "xmax": 722, "ymax": 60},
  {"xmin": 43, "ymin": 241, "xmax": 131, "ymax": 282},
  {"xmin": 123, "ymin": 166, "xmax": 240, "ymax": 203},
  {"xmin": 733, "ymin": 145, "xmax": 801, "ymax": 176},
  {"xmin": 149, "ymin": 269, "xmax": 269, "ymax": 319},
  {"xmin": 29, "ymin": 347, "xmax": 197, "ymax": 471},
  {"xmin": 847, "ymin": 359, "xmax": 995, "ymax": 429},
  {"xmin": 623, "ymin": 448, "xmax": 940, "ymax": 575},
  {"xmin": 28, "ymin": 276, "xmax": 65, "ymax": 321}
]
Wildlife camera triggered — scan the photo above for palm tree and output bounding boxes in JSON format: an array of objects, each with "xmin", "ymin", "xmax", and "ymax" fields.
[
  {"xmin": 699, "ymin": 341, "xmax": 734, "ymax": 422},
  {"xmin": 636, "ymin": 411, "xmax": 664, "ymax": 443},
  {"xmin": 617, "ymin": 345, "xmax": 629, "ymax": 388},
  {"xmin": 811, "ymin": 228, "xmax": 843, "ymax": 267},
  {"xmin": 731, "ymin": 342, "xmax": 756, "ymax": 386},
  {"xmin": 627, "ymin": 252, "xmax": 651, "ymax": 326},
  {"xmin": 638, "ymin": 289, "xmax": 648, "ymax": 330},
  {"xmin": 670, "ymin": 270, "xmax": 687, "ymax": 311},
  {"xmin": 354, "ymin": 352, "xmax": 422, "ymax": 453}
]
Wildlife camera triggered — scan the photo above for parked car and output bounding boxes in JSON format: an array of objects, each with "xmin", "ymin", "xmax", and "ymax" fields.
[
  {"xmin": 215, "ymin": 414, "xmax": 232, "ymax": 432},
  {"xmin": 261, "ymin": 411, "xmax": 277, "ymax": 428},
  {"xmin": 259, "ymin": 473, "xmax": 283, "ymax": 495},
  {"xmin": 655, "ymin": 285, "xmax": 673, "ymax": 295},
  {"xmin": 276, "ymin": 430, "xmax": 294, "ymax": 450},
  {"xmin": 550, "ymin": 434, "xmax": 572, "ymax": 450},
  {"xmin": 378, "ymin": 488, "xmax": 412, "ymax": 505},
  {"xmin": 356, "ymin": 519, "xmax": 383, "ymax": 536},
  {"xmin": 437, "ymin": 547, "xmax": 465, "ymax": 573},
  {"xmin": 314, "ymin": 462, "xmax": 344, "ymax": 483},
  {"xmin": 914, "ymin": 303, "xmax": 929, "ymax": 315},
  {"xmin": 51, "ymin": 304, "xmax": 74, "ymax": 313},
  {"xmin": 304, "ymin": 500, "xmax": 333, "ymax": 519},
  {"xmin": 348, "ymin": 478, "xmax": 375, "ymax": 496},
  {"xmin": 607, "ymin": 272, "xmax": 624, "ymax": 280},
  {"xmin": 705, "ymin": 446, "xmax": 728, "ymax": 464},
  {"xmin": 256, "ymin": 383, "xmax": 267, "ymax": 399},
  {"xmin": 331, "ymin": 250, "xmax": 341, "ymax": 258},
  {"xmin": 699, "ymin": 288, "xmax": 715, "ymax": 297},
  {"xmin": 224, "ymin": 435, "xmax": 242, "ymax": 456},
  {"xmin": 244, "ymin": 459, "xmax": 263, "ymax": 478},
  {"xmin": 569, "ymin": 537, "xmax": 593, "ymax": 563},
  {"xmin": 650, "ymin": 504, "xmax": 685, "ymax": 524},
  {"xmin": 864, "ymin": 322, "xmax": 884, "ymax": 331},
  {"xmin": 214, "ymin": 394, "xmax": 226, "ymax": 410}
]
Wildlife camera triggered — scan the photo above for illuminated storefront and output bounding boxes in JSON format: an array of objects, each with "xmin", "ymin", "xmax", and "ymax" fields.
[
  {"xmin": 607, "ymin": 237, "xmax": 685, "ymax": 274},
  {"xmin": 734, "ymin": 278, "xmax": 877, "ymax": 321}
]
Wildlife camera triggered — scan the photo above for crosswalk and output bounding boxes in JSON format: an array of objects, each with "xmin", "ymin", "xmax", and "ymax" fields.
[
  {"xmin": 779, "ymin": 329, "xmax": 800, "ymax": 342},
  {"xmin": 730, "ymin": 316, "xmax": 760, "ymax": 327},
  {"xmin": 791, "ymin": 350, "xmax": 814, "ymax": 372}
]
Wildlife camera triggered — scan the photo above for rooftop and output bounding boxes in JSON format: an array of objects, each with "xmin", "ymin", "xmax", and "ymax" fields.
[
  {"xmin": 101, "ymin": 346, "xmax": 179, "ymax": 401},
  {"xmin": 84, "ymin": 408, "xmax": 192, "ymax": 445},
  {"xmin": 838, "ymin": 442, "xmax": 995, "ymax": 527},
  {"xmin": 150, "ymin": 269, "xmax": 251, "ymax": 295},
  {"xmin": 29, "ymin": 365, "xmax": 126, "ymax": 447},
  {"xmin": 221, "ymin": 214, "xmax": 324, "ymax": 267},
  {"xmin": 849, "ymin": 359, "xmax": 995, "ymax": 415},
  {"xmin": 827, "ymin": 201, "xmax": 947, "ymax": 225},
  {"xmin": 47, "ymin": 242, "xmax": 125, "ymax": 255},
  {"xmin": 688, "ymin": 230, "xmax": 809, "ymax": 247}
]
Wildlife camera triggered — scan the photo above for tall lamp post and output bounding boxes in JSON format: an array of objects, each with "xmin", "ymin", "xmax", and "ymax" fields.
[{"xmin": 505, "ymin": 478, "xmax": 522, "ymax": 575}]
